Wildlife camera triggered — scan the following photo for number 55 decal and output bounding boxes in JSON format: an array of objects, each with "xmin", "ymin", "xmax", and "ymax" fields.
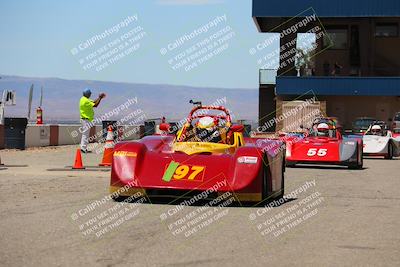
[{"xmin": 307, "ymin": 148, "xmax": 327, "ymax": 157}]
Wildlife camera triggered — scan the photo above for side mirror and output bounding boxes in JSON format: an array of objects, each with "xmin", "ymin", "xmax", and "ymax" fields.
[{"xmin": 159, "ymin": 123, "xmax": 170, "ymax": 132}]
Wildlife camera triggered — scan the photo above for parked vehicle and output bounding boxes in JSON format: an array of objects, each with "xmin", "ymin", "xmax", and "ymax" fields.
[
  {"xmin": 390, "ymin": 112, "xmax": 400, "ymax": 134},
  {"xmin": 352, "ymin": 117, "xmax": 377, "ymax": 134}
]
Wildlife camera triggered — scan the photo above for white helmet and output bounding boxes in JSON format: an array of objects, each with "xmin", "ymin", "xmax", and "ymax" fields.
[
  {"xmin": 371, "ymin": 124, "xmax": 381, "ymax": 134},
  {"xmin": 317, "ymin": 123, "xmax": 329, "ymax": 131},
  {"xmin": 197, "ymin": 116, "xmax": 215, "ymax": 129}
]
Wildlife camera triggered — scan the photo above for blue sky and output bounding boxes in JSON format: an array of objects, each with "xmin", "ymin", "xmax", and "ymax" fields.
[{"xmin": 0, "ymin": 0, "xmax": 279, "ymax": 88}]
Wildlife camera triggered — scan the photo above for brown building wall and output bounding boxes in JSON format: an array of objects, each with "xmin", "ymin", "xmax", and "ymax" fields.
[
  {"xmin": 275, "ymin": 98, "xmax": 283, "ymax": 130},
  {"xmin": 374, "ymin": 38, "xmax": 400, "ymax": 75},
  {"xmin": 321, "ymin": 96, "xmax": 400, "ymax": 129},
  {"xmin": 275, "ymin": 96, "xmax": 400, "ymax": 130}
]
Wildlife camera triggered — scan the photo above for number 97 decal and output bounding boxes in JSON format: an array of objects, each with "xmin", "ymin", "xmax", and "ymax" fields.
[
  {"xmin": 162, "ymin": 161, "xmax": 205, "ymax": 182},
  {"xmin": 307, "ymin": 148, "xmax": 328, "ymax": 157}
]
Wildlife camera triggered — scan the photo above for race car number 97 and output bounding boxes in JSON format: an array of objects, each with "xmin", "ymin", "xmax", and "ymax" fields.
[
  {"xmin": 307, "ymin": 148, "xmax": 327, "ymax": 157},
  {"xmin": 162, "ymin": 161, "xmax": 205, "ymax": 182}
]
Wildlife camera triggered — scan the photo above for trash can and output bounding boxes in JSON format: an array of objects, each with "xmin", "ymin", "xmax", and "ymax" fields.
[
  {"xmin": 102, "ymin": 120, "xmax": 117, "ymax": 141},
  {"xmin": 144, "ymin": 120, "xmax": 156, "ymax": 136},
  {"xmin": 4, "ymin": 118, "xmax": 28, "ymax": 150}
]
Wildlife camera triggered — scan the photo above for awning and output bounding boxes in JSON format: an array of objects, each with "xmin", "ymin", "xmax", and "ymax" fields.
[
  {"xmin": 275, "ymin": 76, "xmax": 400, "ymax": 96},
  {"xmin": 253, "ymin": 0, "xmax": 400, "ymax": 32}
]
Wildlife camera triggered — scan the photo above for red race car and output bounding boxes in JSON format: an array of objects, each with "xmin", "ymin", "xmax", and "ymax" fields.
[
  {"xmin": 286, "ymin": 117, "xmax": 363, "ymax": 169},
  {"xmin": 110, "ymin": 102, "xmax": 285, "ymax": 203}
]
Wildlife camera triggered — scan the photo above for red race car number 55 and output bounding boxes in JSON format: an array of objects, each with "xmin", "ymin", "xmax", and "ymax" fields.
[{"xmin": 307, "ymin": 148, "xmax": 327, "ymax": 157}]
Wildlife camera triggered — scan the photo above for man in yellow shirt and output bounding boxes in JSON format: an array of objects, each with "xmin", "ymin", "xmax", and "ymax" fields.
[{"xmin": 79, "ymin": 88, "xmax": 105, "ymax": 153}]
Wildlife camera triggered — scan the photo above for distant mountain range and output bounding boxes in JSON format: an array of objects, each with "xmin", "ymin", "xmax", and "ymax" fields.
[{"xmin": 0, "ymin": 75, "xmax": 258, "ymax": 124}]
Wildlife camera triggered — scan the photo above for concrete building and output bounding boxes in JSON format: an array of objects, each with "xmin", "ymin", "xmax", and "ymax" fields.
[{"xmin": 253, "ymin": 0, "xmax": 400, "ymax": 131}]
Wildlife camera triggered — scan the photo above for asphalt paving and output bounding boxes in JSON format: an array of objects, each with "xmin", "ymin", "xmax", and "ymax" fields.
[{"xmin": 0, "ymin": 145, "xmax": 399, "ymax": 266}]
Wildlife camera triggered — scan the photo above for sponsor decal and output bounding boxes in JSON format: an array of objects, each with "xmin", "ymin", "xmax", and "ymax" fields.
[
  {"xmin": 162, "ymin": 161, "xmax": 205, "ymax": 182},
  {"xmin": 237, "ymin": 156, "xmax": 258, "ymax": 164},
  {"xmin": 114, "ymin": 151, "xmax": 138, "ymax": 157}
]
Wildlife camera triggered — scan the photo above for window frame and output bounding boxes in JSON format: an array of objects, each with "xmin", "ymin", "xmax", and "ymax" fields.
[
  {"xmin": 322, "ymin": 26, "xmax": 349, "ymax": 50},
  {"xmin": 375, "ymin": 23, "xmax": 399, "ymax": 38}
]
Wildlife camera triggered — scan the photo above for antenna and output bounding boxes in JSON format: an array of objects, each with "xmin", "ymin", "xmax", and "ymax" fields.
[
  {"xmin": 0, "ymin": 90, "xmax": 17, "ymax": 124},
  {"xmin": 40, "ymin": 86, "xmax": 43, "ymax": 107},
  {"xmin": 27, "ymin": 84, "xmax": 33, "ymax": 119}
]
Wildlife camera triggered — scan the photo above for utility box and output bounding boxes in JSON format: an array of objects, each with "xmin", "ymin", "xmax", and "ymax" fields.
[
  {"xmin": 276, "ymin": 100, "xmax": 325, "ymax": 132},
  {"xmin": 144, "ymin": 120, "xmax": 156, "ymax": 136},
  {"xmin": 4, "ymin": 118, "xmax": 28, "ymax": 150}
]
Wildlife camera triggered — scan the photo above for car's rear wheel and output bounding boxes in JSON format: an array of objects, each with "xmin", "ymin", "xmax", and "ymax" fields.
[
  {"xmin": 385, "ymin": 143, "xmax": 393, "ymax": 159},
  {"xmin": 349, "ymin": 145, "xmax": 363, "ymax": 169}
]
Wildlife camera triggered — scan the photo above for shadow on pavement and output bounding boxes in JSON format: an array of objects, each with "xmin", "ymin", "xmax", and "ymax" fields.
[{"xmin": 113, "ymin": 195, "xmax": 297, "ymax": 208}]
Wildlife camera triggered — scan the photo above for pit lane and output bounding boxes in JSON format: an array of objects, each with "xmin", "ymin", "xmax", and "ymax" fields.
[{"xmin": 0, "ymin": 145, "xmax": 399, "ymax": 266}]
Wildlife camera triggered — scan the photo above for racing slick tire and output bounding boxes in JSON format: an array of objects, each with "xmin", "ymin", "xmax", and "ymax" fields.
[
  {"xmin": 262, "ymin": 155, "xmax": 284, "ymax": 202},
  {"xmin": 286, "ymin": 161, "xmax": 296, "ymax": 168},
  {"xmin": 384, "ymin": 143, "xmax": 393, "ymax": 160},
  {"xmin": 348, "ymin": 145, "xmax": 363, "ymax": 169}
]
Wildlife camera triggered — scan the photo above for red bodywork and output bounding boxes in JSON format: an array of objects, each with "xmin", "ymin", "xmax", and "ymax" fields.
[
  {"xmin": 287, "ymin": 137, "xmax": 341, "ymax": 163},
  {"xmin": 285, "ymin": 118, "xmax": 363, "ymax": 168},
  {"xmin": 110, "ymin": 105, "xmax": 285, "ymax": 201},
  {"xmin": 110, "ymin": 136, "xmax": 284, "ymax": 201}
]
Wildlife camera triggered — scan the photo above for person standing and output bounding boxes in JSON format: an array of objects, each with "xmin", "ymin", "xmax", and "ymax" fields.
[{"xmin": 79, "ymin": 88, "xmax": 105, "ymax": 153}]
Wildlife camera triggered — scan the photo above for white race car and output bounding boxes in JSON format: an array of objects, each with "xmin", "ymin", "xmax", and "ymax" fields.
[{"xmin": 363, "ymin": 124, "xmax": 400, "ymax": 159}]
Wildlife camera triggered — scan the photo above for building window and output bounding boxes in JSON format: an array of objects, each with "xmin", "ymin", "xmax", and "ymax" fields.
[
  {"xmin": 323, "ymin": 28, "xmax": 348, "ymax": 49},
  {"xmin": 375, "ymin": 23, "xmax": 398, "ymax": 37}
]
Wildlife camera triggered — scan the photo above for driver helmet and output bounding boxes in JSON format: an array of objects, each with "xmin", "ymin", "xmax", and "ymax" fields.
[
  {"xmin": 197, "ymin": 116, "xmax": 215, "ymax": 129},
  {"xmin": 195, "ymin": 116, "xmax": 220, "ymax": 142},
  {"xmin": 316, "ymin": 123, "xmax": 329, "ymax": 136},
  {"xmin": 371, "ymin": 124, "xmax": 382, "ymax": 135}
]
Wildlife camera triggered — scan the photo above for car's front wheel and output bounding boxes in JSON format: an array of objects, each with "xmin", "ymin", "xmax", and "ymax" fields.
[
  {"xmin": 262, "ymin": 156, "xmax": 284, "ymax": 202},
  {"xmin": 286, "ymin": 161, "xmax": 296, "ymax": 167},
  {"xmin": 385, "ymin": 143, "xmax": 393, "ymax": 160}
]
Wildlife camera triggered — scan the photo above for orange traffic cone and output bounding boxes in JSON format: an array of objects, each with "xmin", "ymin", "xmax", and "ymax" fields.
[
  {"xmin": 72, "ymin": 149, "xmax": 85, "ymax": 169},
  {"xmin": 99, "ymin": 126, "xmax": 115, "ymax": 166}
]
